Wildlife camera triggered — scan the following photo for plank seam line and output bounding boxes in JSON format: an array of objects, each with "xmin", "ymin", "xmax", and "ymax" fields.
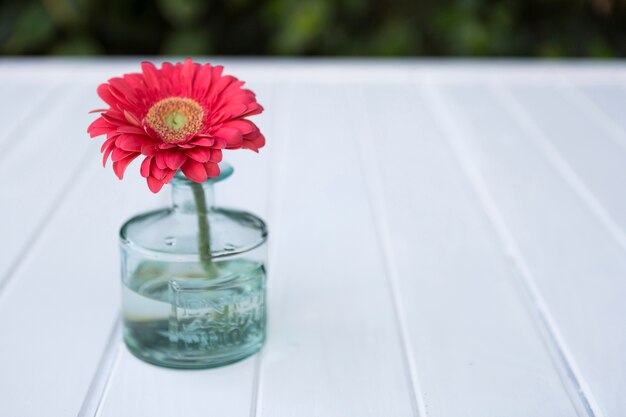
[
  {"xmin": 248, "ymin": 353, "xmax": 263, "ymax": 417},
  {"xmin": 557, "ymin": 80, "xmax": 626, "ymax": 154},
  {"xmin": 0, "ymin": 148, "xmax": 96, "ymax": 300},
  {"xmin": 77, "ymin": 317, "xmax": 123, "ymax": 417},
  {"xmin": 0, "ymin": 82, "xmax": 69, "ymax": 164},
  {"xmin": 422, "ymin": 78, "xmax": 602, "ymax": 417},
  {"xmin": 352, "ymin": 87, "xmax": 426, "ymax": 417}
]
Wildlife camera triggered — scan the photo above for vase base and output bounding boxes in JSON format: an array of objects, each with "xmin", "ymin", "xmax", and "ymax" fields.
[{"xmin": 124, "ymin": 334, "xmax": 264, "ymax": 369}]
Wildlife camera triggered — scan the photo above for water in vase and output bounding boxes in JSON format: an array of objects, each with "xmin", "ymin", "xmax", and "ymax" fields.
[{"xmin": 122, "ymin": 258, "xmax": 266, "ymax": 368}]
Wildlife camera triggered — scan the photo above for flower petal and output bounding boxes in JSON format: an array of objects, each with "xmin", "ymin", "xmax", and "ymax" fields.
[
  {"xmin": 141, "ymin": 143, "xmax": 157, "ymax": 156},
  {"xmin": 209, "ymin": 149, "xmax": 222, "ymax": 163},
  {"xmin": 213, "ymin": 137, "xmax": 227, "ymax": 148},
  {"xmin": 222, "ymin": 119, "xmax": 256, "ymax": 135},
  {"xmin": 150, "ymin": 162, "xmax": 169, "ymax": 180},
  {"xmin": 88, "ymin": 117, "xmax": 115, "ymax": 137},
  {"xmin": 184, "ymin": 147, "xmax": 211, "ymax": 163},
  {"xmin": 109, "ymin": 77, "xmax": 138, "ymax": 104},
  {"xmin": 194, "ymin": 64, "xmax": 213, "ymax": 96},
  {"xmin": 209, "ymin": 74, "xmax": 237, "ymax": 99},
  {"xmin": 117, "ymin": 126, "xmax": 147, "ymax": 135},
  {"xmin": 155, "ymin": 153, "xmax": 168, "ymax": 170},
  {"xmin": 157, "ymin": 142, "xmax": 178, "ymax": 149},
  {"xmin": 115, "ymin": 134, "xmax": 150, "ymax": 152},
  {"xmin": 165, "ymin": 151, "xmax": 187, "ymax": 170},
  {"xmin": 140, "ymin": 156, "xmax": 152, "ymax": 178},
  {"xmin": 101, "ymin": 111, "xmax": 127, "ymax": 125},
  {"xmin": 242, "ymin": 131, "xmax": 265, "ymax": 152},
  {"xmin": 214, "ymin": 104, "xmax": 248, "ymax": 122},
  {"xmin": 180, "ymin": 58, "xmax": 195, "ymax": 95},
  {"xmin": 204, "ymin": 162, "xmax": 220, "ymax": 178},
  {"xmin": 100, "ymin": 135, "xmax": 117, "ymax": 153},
  {"xmin": 111, "ymin": 147, "xmax": 135, "ymax": 162},
  {"xmin": 181, "ymin": 159, "xmax": 208, "ymax": 183},
  {"xmin": 96, "ymin": 83, "xmax": 117, "ymax": 107},
  {"xmin": 189, "ymin": 137, "xmax": 214, "ymax": 147},
  {"xmin": 241, "ymin": 102, "xmax": 263, "ymax": 118},
  {"xmin": 141, "ymin": 61, "xmax": 161, "ymax": 91},
  {"xmin": 177, "ymin": 143, "xmax": 196, "ymax": 149},
  {"xmin": 213, "ymin": 126, "xmax": 242, "ymax": 147},
  {"xmin": 123, "ymin": 110, "xmax": 142, "ymax": 127},
  {"xmin": 113, "ymin": 154, "xmax": 139, "ymax": 179},
  {"xmin": 163, "ymin": 169, "xmax": 177, "ymax": 184},
  {"xmin": 102, "ymin": 143, "xmax": 116, "ymax": 167},
  {"xmin": 147, "ymin": 176, "xmax": 165, "ymax": 193}
]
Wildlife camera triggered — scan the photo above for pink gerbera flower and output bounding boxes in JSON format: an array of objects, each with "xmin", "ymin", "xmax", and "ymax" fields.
[{"xmin": 87, "ymin": 59, "xmax": 265, "ymax": 192}]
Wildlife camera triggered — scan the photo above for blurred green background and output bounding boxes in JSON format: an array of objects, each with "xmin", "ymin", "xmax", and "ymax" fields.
[{"xmin": 1, "ymin": 0, "xmax": 625, "ymax": 57}]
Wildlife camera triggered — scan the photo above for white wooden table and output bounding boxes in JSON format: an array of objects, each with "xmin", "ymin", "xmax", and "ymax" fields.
[{"xmin": 1, "ymin": 59, "xmax": 625, "ymax": 417}]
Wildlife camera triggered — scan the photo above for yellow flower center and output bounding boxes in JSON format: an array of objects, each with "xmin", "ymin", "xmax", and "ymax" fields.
[{"xmin": 145, "ymin": 97, "xmax": 204, "ymax": 143}]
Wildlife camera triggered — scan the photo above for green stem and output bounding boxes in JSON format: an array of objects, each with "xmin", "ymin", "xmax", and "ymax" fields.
[{"xmin": 190, "ymin": 182, "xmax": 218, "ymax": 277}]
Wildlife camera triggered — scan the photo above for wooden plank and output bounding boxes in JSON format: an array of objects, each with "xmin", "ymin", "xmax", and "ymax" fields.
[
  {"xmin": 437, "ymin": 82, "xmax": 626, "ymax": 417},
  {"xmin": 574, "ymin": 84, "xmax": 626, "ymax": 144},
  {"xmin": 0, "ymin": 81, "xmax": 58, "ymax": 151},
  {"xmin": 94, "ymin": 352, "xmax": 258, "ymax": 417},
  {"xmin": 0, "ymin": 85, "xmax": 96, "ymax": 290},
  {"xmin": 253, "ymin": 84, "xmax": 415, "ymax": 417},
  {"xmin": 356, "ymin": 82, "xmax": 580, "ymax": 417}
]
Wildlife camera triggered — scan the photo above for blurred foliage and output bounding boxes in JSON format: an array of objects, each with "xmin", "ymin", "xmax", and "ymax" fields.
[{"xmin": 1, "ymin": 0, "xmax": 626, "ymax": 57}]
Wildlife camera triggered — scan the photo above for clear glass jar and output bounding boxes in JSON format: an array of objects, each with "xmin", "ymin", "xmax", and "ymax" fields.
[{"xmin": 120, "ymin": 164, "xmax": 267, "ymax": 369}]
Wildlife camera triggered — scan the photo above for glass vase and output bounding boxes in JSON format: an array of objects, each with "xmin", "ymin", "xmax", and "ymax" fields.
[{"xmin": 119, "ymin": 163, "xmax": 267, "ymax": 369}]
